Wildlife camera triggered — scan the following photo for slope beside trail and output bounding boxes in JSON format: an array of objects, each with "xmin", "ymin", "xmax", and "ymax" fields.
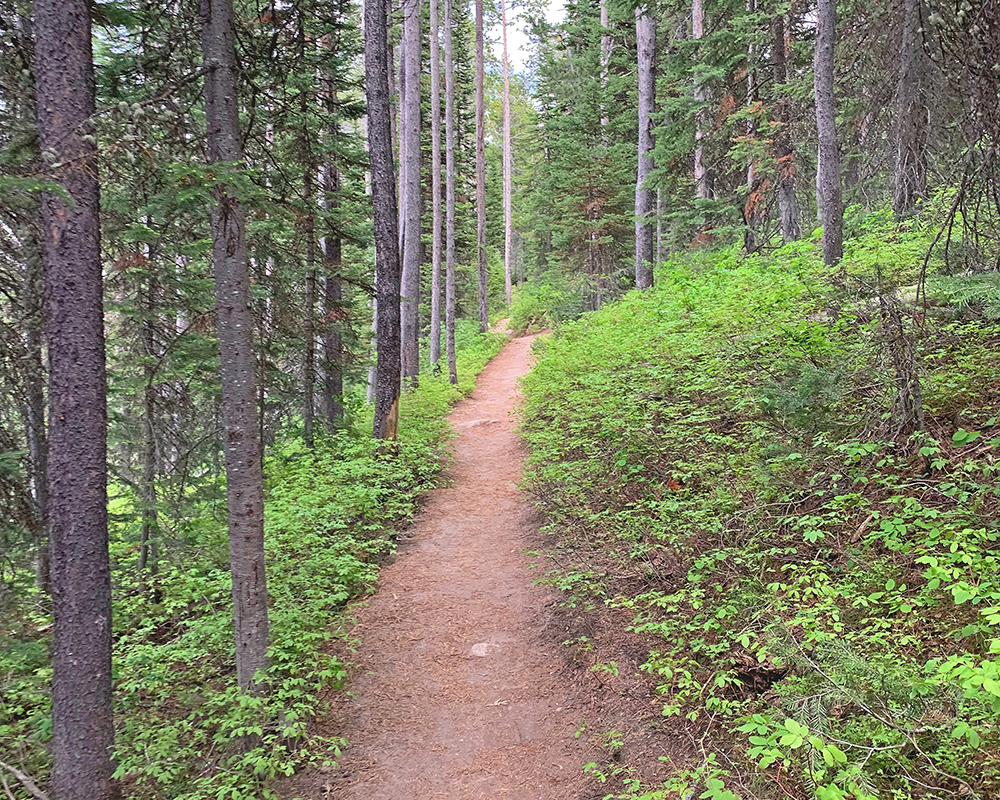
[{"xmin": 288, "ymin": 334, "xmax": 591, "ymax": 800}]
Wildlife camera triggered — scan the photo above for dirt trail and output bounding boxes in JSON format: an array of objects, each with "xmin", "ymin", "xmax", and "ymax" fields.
[{"xmin": 293, "ymin": 334, "xmax": 590, "ymax": 800}]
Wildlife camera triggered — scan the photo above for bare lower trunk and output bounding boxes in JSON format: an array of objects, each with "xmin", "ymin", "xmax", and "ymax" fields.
[
  {"xmin": 444, "ymin": 0, "xmax": 459, "ymax": 384},
  {"xmin": 400, "ymin": 0, "xmax": 422, "ymax": 385},
  {"xmin": 303, "ymin": 168, "xmax": 317, "ymax": 448},
  {"xmin": 635, "ymin": 5, "xmax": 655, "ymax": 290},
  {"xmin": 366, "ymin": 0, "xmax": 403, "ymax": 438},
  {"xmin": 692, "ymin": 0, "xmax": 709, "ymax": 200},
  {"xmin": 501, "ymin": 0, "xmax": 513, "ymax": 308},
  {"xmin": 321, "ymin": 162, "xmax": 344, "ymax": 427},
  {"xmin": 893, "ymin": 0, "xmax": 927, "ymax": 215},
  {"xmin": 33, "ymin": 1, "xmax": 116, "ymax": 795},
  {"xmin": 22, "ymin": 231, "xmax": 49, "ymax": 593},
  {"xmin": 201, "ymin": 0, "xmax": 270, "ymax": 694},
  {"xmin": 475, "ymin": 0, "xmax": 489, "ymax": 331},
  {"xmin": 814, "ymin": 0, "xmax": 843, "ymax": 269},
  {"xmin": 772, "ymin": 14, "xmax": 800, "ymax": 243},
  {"xmin": 139, "ymin": 266, "xmax": 159, "ymax": 576},
  {"xmin": 430, "ymin": 0, "xmax": 443, "ymax": 366}
]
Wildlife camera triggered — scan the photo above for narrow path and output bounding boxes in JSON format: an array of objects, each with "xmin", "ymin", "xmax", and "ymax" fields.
[{"xmin": 292, "ymin": 335, "xmax": 589, "ymax": 800}]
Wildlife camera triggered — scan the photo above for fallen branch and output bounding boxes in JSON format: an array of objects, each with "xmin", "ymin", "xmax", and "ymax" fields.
[{"xmin": 0, "ymin": 761, "xmax": 48, "ymax": 800}]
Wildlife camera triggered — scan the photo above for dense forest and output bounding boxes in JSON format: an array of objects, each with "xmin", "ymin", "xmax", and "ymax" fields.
[{"xmin": 1, "ymin": 0, "xmax": 1000, "ymax": 798}]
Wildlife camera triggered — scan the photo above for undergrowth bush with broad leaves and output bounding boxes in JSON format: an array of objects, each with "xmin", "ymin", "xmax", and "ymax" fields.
[
  {"xmin": 0, "ymin": 330, "xmax": 504, "ymax": 800},
  {"xmin": 520, "ymin": 222, "xmax": 1000, "ymax": 800}
]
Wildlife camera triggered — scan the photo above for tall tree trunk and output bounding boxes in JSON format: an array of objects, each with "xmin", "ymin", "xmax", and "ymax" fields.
[
  {"xmin": 635, "ymin": 5, "xmax": 656, "ymax": 290},
  {"xmin": 201, "ymin": 0, "xmax": 270, "ymax": 694},
  {"xmin": 444, "ymin": 0, "xmax": 459, "ymax": 384},
  {"xmin": 21, "ymin": 229, "xmax": 49, "ymax": 593},
  {"xmin": 772, "ymin": 13, "xmax": 800, "ymax": 243},
  {"xmin": 430, "ymin": 0, "xmax": 444, "ymax": 366},
  {"xmin": 893, "ymin": 0, "xmax": 927, "ymax": 215},
  {"xmin": 33, "ymin": 1, "xmax": 116, "ymax": 796},
  {"xmin": 139, "ymin": 263, "xmax": 159, "ymax": 576},
  {"xmin": 321, "ymin": 166, "xmax": 345, "ymax": 427},
  {"xmin": 600, "ymin": 0, "xmax": 610, "ymax": 132},
  {"xmin": 692, "ymin": 0, "xmax": 710, "ymax": 200},
  {"xmin": 366, "ymin": 0, "xmax": 403, "ymax": 438},
  {"xmin": 475, "ymin": 0, "xmax": 489, "ymax": 331},
  {"xmin": 814, "ymin": 0, "xmax": 844, "ymax": 268},
  {"xmin": 400, "ymin": 0, "xmax": 422, "ymax": 385},
  {"xmin": 501, "ymin": 0, "xmax": 513, "ymax": 308},
  {"xmin": 303, "ymin": 169, "xmax": 317, "ymax": 448}
]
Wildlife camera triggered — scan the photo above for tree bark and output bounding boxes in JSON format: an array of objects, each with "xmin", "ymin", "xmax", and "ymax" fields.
[
  {"xmin": 444, "ymin": 0, "xmax": 459, "ymax": 384},
  {"xmin": 21, "ymin": 229, "xmax": 49, "ymax": 593},
  {"xmin": 475, "ymin": 0, "xmax": 489, "ymax": 331},
  {"xmin": 32, "ymin": 0, "xmax": 116, "ymax": 796},
  {"xmin": 366, "ymin": 0, "xmax": 403, "ymax": 439},
  {"xmin": 771, "ymin": 14, "xmax": 800, "ymax": 243},
  {"xmin": 430, "ymin": 0, "xmax": 444, "ymax": 366},
  {"xmin": 692, "ymin": 0, "xmax": 710, "ymax": 200},
  {"xmin": 600, "ymin": 0, "xmax": 610, "ymax": 132},
  {"xmin": 139, "ymin": 262, "xmax": 159, "ymax": 576},
  {"xmin": 303, "ymin": 171, "xmax": 317, "ymax": 448},
  {"xmin": 501, "ymin": 0, "xmax": 513, "ymax": 309},
  {"xmin": 321, "ymin": 166, "xmax": 344, "ymax": 427},
  {"xmin": 635, "ymin": 5, "xmax": 656, "ymax": 290},
  {"xmin": 814, "ymin": 0, "xmax": 843, "ymax": 268},
  {"xmin": 893, "ymin": 0, "xmax": 927, "ymax": 215},
  {"xmin": 400, "ymin": 0, "xmax": 422, "ymax": 386},
  {"xmin": 200, "ymin": 0, "xmax": 270, "ymax": 694}
]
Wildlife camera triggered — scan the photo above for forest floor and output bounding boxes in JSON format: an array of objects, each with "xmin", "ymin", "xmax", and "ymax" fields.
[{"xmin": 280, "ymin": 334, "xmax": 599, "ymax": 800}]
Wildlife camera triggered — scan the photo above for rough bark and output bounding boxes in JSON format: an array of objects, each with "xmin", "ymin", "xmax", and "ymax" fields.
[
  {"xmin": 321, "ymin": 166, "xmax": 344, "ymax": 427},
  {"xmin": 430, "ymin": 0, "xmax": 443, "ymax": 366},
  {"xmin": 21, "ymin": 230, "xmax": 49, "ymax": 593},
  {"xmin": 893, "ymin": 0, "xmax": 928, "ymax": 215},
  {"xmin": 200, "ymin": 0, "xmax": 270, "ymax": 693},
  {"xmin": 303, "ymin": 170, "xmax": 317, "ymax": 448},
  {"xmin": 692, "ymin": 0, "xmax": 710, "ymax": 200},
  {"xmin": 635, "ymin": 5, "xmax": 656, "ymax": 290},
  {"xmin": 771, "ymin": 14, "xmax": 800, "ymax": 243},
  {"xmin": 444, "ymin": 0, "xmax": 459, "ymax": 384},
  {"xmin": 32, "ymin": 0, "xmax": 116, "ymax": 796},
  {"xmin": 400, "ymin": 0, "xmax": 422, "ymax": 385},
  {"xmin": 366, "ymin": 0, "xmax": 403, "ymax": 439},
  {"xmin": 139, "ymin": 263, "xmax": 159, "ymax": 576},
  {"xmin": 501, "ymin": 0, "xmax": 513, "ymax": 308},
  {"xmin": 814, "ymin": 0, "xmax": 843, "ymax": 268},
  {"xmin": 475, "ymin": 0, "xmax": 489, "ymax": 332}
]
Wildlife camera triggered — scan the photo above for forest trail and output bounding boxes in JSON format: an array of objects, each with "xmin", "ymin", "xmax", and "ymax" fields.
[{"xmin": 288, "ymin": 334, "xmax": 590, "ymax": 800}]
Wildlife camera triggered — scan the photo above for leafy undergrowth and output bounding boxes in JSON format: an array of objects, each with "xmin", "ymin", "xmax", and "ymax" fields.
[
  {"xmin": 520, "ymin": 224, "xmax": 1000, "ymax": 799},
  {"xmin": 0, "ymin": 329, "xmax": 504, "ymax": 800}
]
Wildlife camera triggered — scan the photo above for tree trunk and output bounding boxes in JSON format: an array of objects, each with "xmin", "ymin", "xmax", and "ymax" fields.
[
  {"xmin": 475, "ymin": 0, "xmax": 489, "ymax": 332},
  {"xmin": 201, "ymin": 0, "xmax": 270, "ymax": 694},
  {"xmin": 444, "ymin": 0, "xmax": 459, "ymax": 384},
  {"xmin": 893, "ymin": 0, "xmax": 927, "ymax": 215},
  {"xmin": 600, "ymin": 0, "xmax": 610, "ymax": 132},
  {"xmin": 321, "ymin": 166, "xmax": 345, "ymax": 427},
  {"xmin": 303, "ymin": 170, "xmax": 317, "ymax": 448},
  {"xmin": 139, "ymin": 263, "xmax": 159, "ymax": 576},
  {"xmin": 771, "ymin": 14, "xmax": 800, "ymax": 243},
  {"xmin": 366, "ymin": 0, "xmax": 403, "ymax": 439},
  {"xmin": 33, "ymin": 1, "xmax": 116, "ymax": 796},
  {"xmin": 430, "ymin": 0, "xmax": 444, "ymax": 366},
  {"xmin": 400, "ymin": 0, "xmax": 422, "ymax": 386},
  {"xmin": 501, "ymin": 0, "xmax": 513, "ymax": 309},
  {"xmin": 814, "ymin": 0, "xmax": 843, "ymax": 268},
  {"xmin": 692, "ymin": 0, "xmax": 710, "ymax": 200},
  {"xmin": 635, "ymin": 5, "xmax": 656, "ymax": 290},
  {"xmin": 21, "ymin": 229, "xmax": 49, "ymax": 593}
]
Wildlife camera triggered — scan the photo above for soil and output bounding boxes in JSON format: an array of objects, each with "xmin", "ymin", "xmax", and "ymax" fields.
[{"xmin": 281, "ymin": 334, "xmax": 597, "ymax": 800}]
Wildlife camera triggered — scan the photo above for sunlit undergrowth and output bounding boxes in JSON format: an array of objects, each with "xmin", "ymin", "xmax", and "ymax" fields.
[
  {"xmin": 0, "ymin": 329, "xmax": 504, "ymax": 800},
  {"xmin": 520, "ymin": 220, "xmax": 1000, "ymax": 800}
]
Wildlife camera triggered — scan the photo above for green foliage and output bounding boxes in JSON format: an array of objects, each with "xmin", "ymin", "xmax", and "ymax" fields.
[
  {"xmin": 520, "ymin": 228, "xmax": 1000, "ymax": 799},
  {"xmin": 0, "ymin": 331, "xmax": 504, "ymax": 799}
]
